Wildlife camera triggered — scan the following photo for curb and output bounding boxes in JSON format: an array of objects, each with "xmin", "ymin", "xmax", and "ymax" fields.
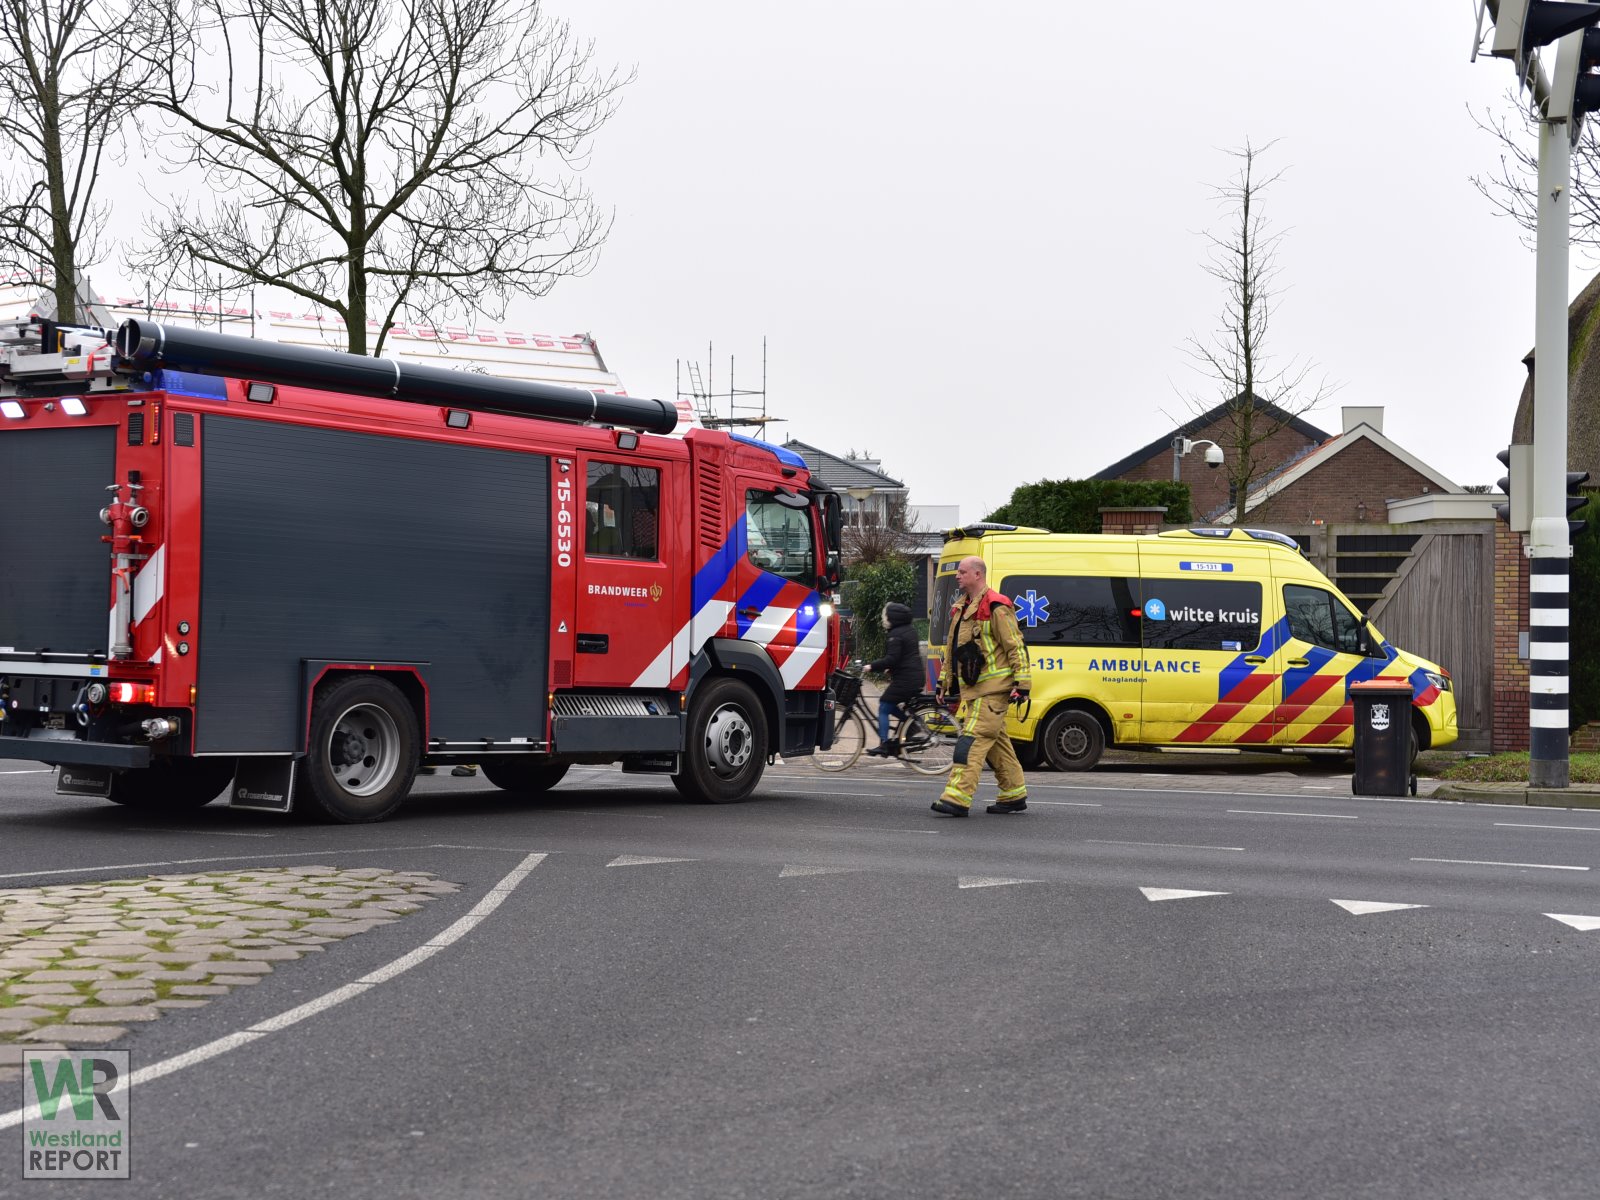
[{"xmin": 1431, "ymin": 782, "xmax": 1600, "ymax": 809}]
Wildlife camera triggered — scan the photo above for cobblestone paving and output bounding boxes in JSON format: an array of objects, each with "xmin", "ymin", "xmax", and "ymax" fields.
[{"xmin": 0, "ymin": 866, "xmax": 459, "ymax": 1083}]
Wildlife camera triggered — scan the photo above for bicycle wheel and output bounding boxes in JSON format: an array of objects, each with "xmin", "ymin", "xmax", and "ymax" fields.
[
  {"xmin": 899, "ymin": 707, "xmax": 956, "ymax": 776},
  {"xmin": 809, "ymin": 709, "xmax": 867, "ymax": 772}
]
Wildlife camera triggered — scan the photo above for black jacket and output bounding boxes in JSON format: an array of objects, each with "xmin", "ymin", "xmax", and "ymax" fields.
[{"xmin": 869, "ymin": 602, "xmax": 925, "ymax": 700}]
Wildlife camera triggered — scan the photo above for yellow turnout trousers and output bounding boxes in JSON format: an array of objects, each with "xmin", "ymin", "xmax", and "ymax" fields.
[{"xmin": 939, "ymin": 694, "xmax": 1028, "ymax": 811}]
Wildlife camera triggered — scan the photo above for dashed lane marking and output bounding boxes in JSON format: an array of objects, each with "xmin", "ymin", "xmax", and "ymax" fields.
[
  {"xmin": 1020, "ymin": 800, "xmax": 1104, "ymax": 808},
  {"xmin": 1331, "ymin": 900, "xmax": 1428, "ymax": 916},
  {"xmin": 606, "ymin": 854, "xmax": 696, "ymax": 867},
  {"xmin": 802, "ymin": 824, "xmax": 940, "ymax": 835},
  {"xmin": 1546, "ymin": 914, "xmax": 1600, "ymax": 931},
  {"xmin": 1139, "ymin": 887, "xmax": 1230, "ymax": 902},
  {"xmin": 1495, "ymin": 822, "xmax": 1600, "ymax": 832},
  {"xmin": 1089, "ymin": 839, "xmax": 1244, "ymax": 852},
  {"xmin": 779, "ymin": 865, "xmax": 856, "ymax": 877},
  {"xmin": 0, "ymin": 851, "xmax": 548, "ymax": 1133},
  {"xmin": 1411, "ymin": 858, "xmax": 1589, "ymax": 871},
  {"xmin": 1228, "ymin": 809, "xmax": 1358, "ymax": 819},
  {"xmin": 958, "ymin": 876, "xmax": 1042, "ymax": 889}
]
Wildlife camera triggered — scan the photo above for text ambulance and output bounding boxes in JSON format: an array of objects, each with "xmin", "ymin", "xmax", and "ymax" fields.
[{"xmin": 931, "ymin": 525, "xmax": 1457, "ymax": 770}]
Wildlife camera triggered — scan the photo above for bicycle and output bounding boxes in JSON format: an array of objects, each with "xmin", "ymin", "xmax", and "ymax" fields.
[{"xmin": 808, "ymin": 666, "xmax": 958, "ymax": 775}]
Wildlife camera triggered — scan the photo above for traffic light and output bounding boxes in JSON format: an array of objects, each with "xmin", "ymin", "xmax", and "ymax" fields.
[
  {"xmin": 1568, "ymin": 469, "xmax": 1591, "ymax": 536},
  {"xmin": 1495, "ymin": 445, "xmax": 1533, "ymax": 531},
  {"xmin": 1549, "ymin": 22, "xmax": 1600, "ymax": 125},
  {"xmin": 1493, "ymin": 0, "xmax": 1600, "ymax": 66}
]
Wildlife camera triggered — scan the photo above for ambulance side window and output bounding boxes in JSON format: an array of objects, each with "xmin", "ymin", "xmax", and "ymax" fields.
[
  {"xmin": 586, "ymin": 462, "xmax": 659, "ymax": 561},
  {"xmin": 1001, "ymin": 574, "xmax": 1140, "ymax": 647},
  {"xmin": 1140, "ymin": 579, "xmax": 1263, "ymax": 652},
  {"xmin": 1284, "ymin": 584, "xmax": 1367, "ymax": 655}
]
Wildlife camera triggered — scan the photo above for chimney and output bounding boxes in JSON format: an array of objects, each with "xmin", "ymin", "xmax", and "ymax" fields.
[{"xmin": 1341, "ymin": 406, "xmax": 1383, "ymax": 435}]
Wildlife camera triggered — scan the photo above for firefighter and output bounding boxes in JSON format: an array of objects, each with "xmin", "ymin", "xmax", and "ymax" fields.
[{"xmin": 932, "ymin": 555, "xmax": 1030, "ymax": 816}]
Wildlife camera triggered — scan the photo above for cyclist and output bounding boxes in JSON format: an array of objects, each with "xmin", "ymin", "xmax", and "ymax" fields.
[{"xmin": 865, "ymin": 601, "xmax": 924, "ymax": 757}]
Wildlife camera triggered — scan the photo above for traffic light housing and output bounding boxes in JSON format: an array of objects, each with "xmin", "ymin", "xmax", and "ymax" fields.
[
  {"xmin": 1496, "ymin": 445, "xmax": 1533, "ymax": 532},
  {"xmin": 1568, "ymin": 469, "xmax": 1591, "ymax": 536},
  {"xmin": 1549, "ymin": 23, "xmax": 1600, "ymax": 125},
  {"xmin": 1493, "ymin": 0, "xmax": 1600, "ymax": 66}
]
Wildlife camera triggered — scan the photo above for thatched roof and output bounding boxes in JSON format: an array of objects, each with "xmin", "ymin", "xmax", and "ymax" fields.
[{"xmin": 1513, "ymin": 271, "xmax": 1600, "ymax": 480}]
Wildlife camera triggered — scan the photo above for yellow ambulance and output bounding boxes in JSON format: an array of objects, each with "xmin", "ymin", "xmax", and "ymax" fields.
[{"xmin": 930, "ymin": 525, "xmax": 1458, "ymax": 770}]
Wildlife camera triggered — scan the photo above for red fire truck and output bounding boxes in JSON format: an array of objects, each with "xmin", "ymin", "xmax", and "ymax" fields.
[{"xmin": 0, "ymin": 316, "xmax": 845, "ymax": 821}]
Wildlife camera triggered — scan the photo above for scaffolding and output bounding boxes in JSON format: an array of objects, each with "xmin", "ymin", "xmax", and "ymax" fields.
[{"xmin": 677, "ymin": 338, "xmax": 782, "ymax": 430}]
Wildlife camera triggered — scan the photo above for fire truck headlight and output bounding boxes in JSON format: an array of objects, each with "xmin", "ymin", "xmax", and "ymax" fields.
[
  {"xmin": 60, "ymin": 398, "xmax": 87, "ymax": 416},
  {"xmin": 819, "ymin": 602, "xmax": 835, "ymax": 618},
  {"xmin": 1, "ymin": 401, "xmax": 24, "ymax": 420}
]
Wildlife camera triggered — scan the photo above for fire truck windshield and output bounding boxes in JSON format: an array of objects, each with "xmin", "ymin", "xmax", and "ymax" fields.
[{"xmin": 745, "ymin": 490, "xmax": 815, "ymax": 581}]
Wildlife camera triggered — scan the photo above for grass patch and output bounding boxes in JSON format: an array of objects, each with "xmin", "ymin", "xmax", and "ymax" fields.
[{"xmin": 1434, "ymin": 751, "xmax": 1600, "ymax": 784}]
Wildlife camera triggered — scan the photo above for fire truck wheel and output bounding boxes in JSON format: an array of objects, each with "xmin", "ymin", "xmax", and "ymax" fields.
[
  {"xmin": 673, "ymin": 677, "xmax": 767, "ymax": 803},
  {"xmin": 300, "ymin": 676, "xmax": 420, "ymax": 823},
  {"xmin": 1039, "ymin": 708, "xmax": 1105, "ymax": 772},
  {"xmin": 105, "ymin": 758, "xmax": 238, "ymax": 811},
  {"xmin": 480, "ymin": 760, "xmax": 570, "ymax": 795}
]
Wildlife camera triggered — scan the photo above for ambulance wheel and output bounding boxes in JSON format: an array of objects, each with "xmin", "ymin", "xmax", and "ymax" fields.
[
  {"xmin": 105, "ymin": 758, "xmax": 237, "ymax": 811},
  {"xmin": 300, "ymin": 677, "xmax": 420, "ymax": 823},
  {"xmin": 481, "ymin": 760, "xmax": 570, "ymax": 795},
  {"xmin": 673, "ymin": 677, "xmax": 767, "ymax": 803},
  {"xmin": 1040, "ymin": 709, "xmax": 1104, "ymax": 772}
]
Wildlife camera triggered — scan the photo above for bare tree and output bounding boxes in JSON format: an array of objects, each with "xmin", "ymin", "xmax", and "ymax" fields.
[
  {"xmin": 132, "ymin": 0, "xmax": 630, "ymax": 355},
  {"xmin": 1472, "ymin": 96, "xmax": 1600, "ymax": 263},
  {"xmin": 1182, "ymin": 140, "xmax": 1335, "ymax": 524},
  {"xmin": 844, "ymin": 493, "xmax": 925, "ymax": 566},
  {"xmin": 0, "ymin": 0, "xmax": 159, "ymax": 324}
]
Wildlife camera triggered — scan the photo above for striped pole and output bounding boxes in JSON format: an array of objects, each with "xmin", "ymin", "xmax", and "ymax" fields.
[
  {"xmin": 1528, "ymin": 558, "xmax": 1570, "ymax": 788},
  {"xmin": 1528, "ymin": 106, "xmax": 1573, "ymax": 790}
]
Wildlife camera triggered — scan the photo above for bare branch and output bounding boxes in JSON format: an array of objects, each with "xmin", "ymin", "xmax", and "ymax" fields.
[
  {"xmin": 1181, "ymin": 139, "xmax": 1336, "ymax": 523},
  {"xmin": 130, "ymin": 0, "xmax": 632, "ymax": 355}
]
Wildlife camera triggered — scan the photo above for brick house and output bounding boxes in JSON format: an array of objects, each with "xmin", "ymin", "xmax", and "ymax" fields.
[
  {"xmin": 1092, "ymin": 396, "xmax": 1330, "ymax": 521},
  {"xmin": 1093, "ymin": 399, "xmax": 1460, "ymax": 526}
]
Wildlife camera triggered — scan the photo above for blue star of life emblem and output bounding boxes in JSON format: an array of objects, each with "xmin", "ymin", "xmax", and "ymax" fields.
[{"xmin": 1015, "ymin": 588, "xmax": 1050, "ymax": 627}]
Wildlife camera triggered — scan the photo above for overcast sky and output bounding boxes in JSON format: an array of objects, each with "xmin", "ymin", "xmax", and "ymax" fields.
[{"xmin": 507, "ymin": 1, "xmax": 1570, "ymax": 523}]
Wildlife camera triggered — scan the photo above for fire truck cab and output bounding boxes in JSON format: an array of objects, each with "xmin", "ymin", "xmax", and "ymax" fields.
[{"xmin": 0, "ymin": 316, "xmax": 845, "ymax": 822}]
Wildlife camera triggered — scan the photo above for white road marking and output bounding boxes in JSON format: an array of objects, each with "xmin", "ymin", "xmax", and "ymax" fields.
[
  {"xmin": 0, "ymin": 844, "xmax": 443, "ymax": 882},
  {"xmin": 167, "ymin": 829, "xmax": 276, "ymax": 838},
  {"xmin": 1331, "ymin": 900, "xmax": 1427, "ymax": 916},
  {"xmin": 1299, "ymin": 785, "xmax": 1337, "ymax": 790},
  {"xmin": 0, "ymin": 851, "xmax": 547, "ymax": 1133},
  {"xmin": 1411, "ymin": 858, "xmax": 1589, "ymax": 871},
  {"xmin": 606, "ymin": 854, "xmax": 696, "ymax": 867},
  {"xmin": 1546, "ymin": 913, "xmax": 1600, "ymax": 931},
  {"xmin": 763, "ymin": 788, "xmax": 882, "ymax": 798},
  {"xmin": 779, "ymin": 865, "xmax": 856, "ymax": 877},
  {"xmin": 1495, "ymin": 822, "xmax": 1600, "ymax": 832},
  {"xmin": 1090, "ymin": 839, "xmax": 1244, "ymax": 852},
  {"xmin": 803, "ymin": 824, "xmax": 939, "ymax": 835},
  {"xmin": 958, "ymin": 876, "xmax": 1041, "ymax": 889},
  {"xmin": 1139, "ymin": 887, "xmax": 1230, "ymax": 902},
  {"xmin": 1228, "ymin": 809, "xmax": 1357, "ymax": 819},
  {"xmin": 1021, "ymin": 800, "xmax": 1104, "ymax": 808},
  {"xmin": 548, "ymin": 810, "xmax": 666, "ymax": 819}
]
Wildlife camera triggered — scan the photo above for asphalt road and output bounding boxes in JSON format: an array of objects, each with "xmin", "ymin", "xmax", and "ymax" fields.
[{"xmin": 3, "ymin": 757, "xmax": 1600, "ymax": 1200}]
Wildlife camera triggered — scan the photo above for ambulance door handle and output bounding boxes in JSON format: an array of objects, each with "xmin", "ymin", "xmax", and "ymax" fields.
[
  {"xmin": 1244, "ymin": 655, "xmax": 1267, "ymax": 666},
  {"xmin": 1286, "ymin": 657, "xmax": 1310, "ymax": 668}
]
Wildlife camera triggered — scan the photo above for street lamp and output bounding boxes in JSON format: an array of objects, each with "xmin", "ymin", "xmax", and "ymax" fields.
[
  {"xmin": 1171, "ymin": 436, "xmax": 1224, "ymax": 481},
  {"xmin": 846, "ymin": 485, "xmax": 875, "ymax": 526}
]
